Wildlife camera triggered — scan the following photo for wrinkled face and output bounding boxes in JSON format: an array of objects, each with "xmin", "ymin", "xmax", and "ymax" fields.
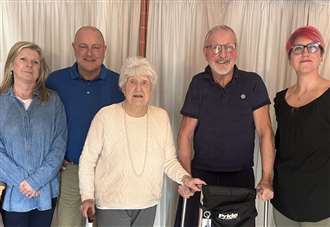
[
  {"xmin": 203, "ymin": 29, "xmax": 238, "ymax": 77},
  {"xmin": 72, "ymin": 28, "xmax": 106, "ymax": 76},
  {"xmin": 123, "ymin": 75, "xmax": 152, "ymax": 107},
  {"xmin": 289, "ymin": 36, "xmax": 323, "ymax": 75},
  {"xmin": 13, "ymin": 48, "xmax": 40, "ymax": 85}
]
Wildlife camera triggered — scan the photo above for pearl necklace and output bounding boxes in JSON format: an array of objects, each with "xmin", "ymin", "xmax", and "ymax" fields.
[{"xmin": 123, "ymin": 105, "xmax": 149, "ymax": 177}]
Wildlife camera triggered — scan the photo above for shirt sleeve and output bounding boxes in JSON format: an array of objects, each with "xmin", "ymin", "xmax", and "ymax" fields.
[
  {"xmin": 0, "ymin": 139, "xmax": 28, "ymax": 186},
  {"xmin": 251, "ymin": 74, "xmax": 271, "ymax": 111},
  {"xmin": 162, "ymin": 112, "xmax": 190, "ymax": 184},
  {"xmin": 26, "ymin": 93, "xmax": 67, "ymax": 190},
  {"xmin": 180, "ymin": 77, "xmax": 201, "ymax": 119},
  {"xmin": 78, "ymin": 109, "xmax": 105, "ymax": 201}
]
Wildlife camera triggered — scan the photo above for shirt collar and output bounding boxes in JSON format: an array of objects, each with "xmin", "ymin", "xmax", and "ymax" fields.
[
  {"xmin": 6, "ymin": 87, "xmax": 41, "ymax": 98},
  {"xmin": 69, "ymin": 63, "xmax": 107, "ymax": 80}
]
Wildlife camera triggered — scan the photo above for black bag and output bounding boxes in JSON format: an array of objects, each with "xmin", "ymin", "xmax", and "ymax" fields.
[{"xmin": 201, "ymin": 185, "xmax": 257, "ymax": 227}]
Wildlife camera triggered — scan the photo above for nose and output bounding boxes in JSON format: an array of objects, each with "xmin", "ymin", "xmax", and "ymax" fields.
[
  {"xmin": 302, "ymin": 47, "xmax": 310, "ymax": 56},
  {"xmin": 26, "ymin": 60, "xmax": 33, "ymax": 67},
  {"xmin": 87, "ymin": 47, "xmax": 92, "ymax": 56},
  {"xmin": 135, "ymin": 83, "xmax": 142, "ymax": 91}
]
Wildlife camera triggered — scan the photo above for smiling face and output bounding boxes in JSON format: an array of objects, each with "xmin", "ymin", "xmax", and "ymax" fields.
[
  {"xmin": 12, "ymin": 48, "xmax": 41, "ymax": 86},
  {"xmin": 123, "ymin": 75, "xmax": 152, "ymax": 108},
  {"xmin": 203, "ymin": 28, "xmax": 238, "ymax": 77},
  {"xmin": 289, "ymin": 36, "xmax": 323, "ymax": 76},
  {"xmin": 72, "ymin": 27, "xmax": 106, "ymax": 79}
]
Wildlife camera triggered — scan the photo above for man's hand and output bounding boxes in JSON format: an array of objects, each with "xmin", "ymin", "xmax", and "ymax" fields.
[{"xmin": 256, "ymin": 179, "xmax": 273, "ymax": 200}]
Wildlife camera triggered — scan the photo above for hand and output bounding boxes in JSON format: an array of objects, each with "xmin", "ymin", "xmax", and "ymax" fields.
[
  {"xmin": 19, "ymin": 180, "xmax": 40, "ymax": 198},
  {"xmin": 257, "ymin": 179, "xmax": 274, "ymax": 200},
  {"xmin": 178, "ymin": 184, "xmax": 194, "ymax": 199},
  {"xmin": 61, "ymin": 160, "xmax": 70, "ymax": 171},
  {"xmin": 182, "ymin": 175, "xmax": 206, "ymax": 193},
  {"xmin": 80, "ymin": 199, "xmax": 95, "ymax": 221}
]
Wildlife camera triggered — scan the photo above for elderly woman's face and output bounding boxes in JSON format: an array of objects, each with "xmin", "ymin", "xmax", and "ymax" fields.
[
  {"xmin": 13, "ymin": 48, "xmax": 41, "ymax": 86},
  {"xmin": 123, "ymin": 75, "xmax": 152, "ymax": 107},
  {"xmin": 289, "ymin": 36, "xmax": 323, "ymax": 75}
]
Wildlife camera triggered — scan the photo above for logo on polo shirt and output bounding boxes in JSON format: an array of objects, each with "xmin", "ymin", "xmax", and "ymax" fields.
[
  {"xmin": 240, "ymin": 93, "xmax": 246, "ymax": 100},
  {"xmin": 218, "ymin": 212, "xmax": 239, "ymax": 220}
]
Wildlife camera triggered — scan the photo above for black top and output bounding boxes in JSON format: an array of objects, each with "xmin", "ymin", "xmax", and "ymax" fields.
[
  {"xmin": 181, "ymin": 65, "xmax": 270, "ymax": 171},
  {"xmin": 271, "ymin": 88, "xmax": 330, "ymax": 222}
]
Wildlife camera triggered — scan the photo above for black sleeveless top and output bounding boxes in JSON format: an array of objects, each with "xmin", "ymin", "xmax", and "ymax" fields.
[{"xmin": 271, "ymin": 88, "xmax": 330, "ymax": 222}]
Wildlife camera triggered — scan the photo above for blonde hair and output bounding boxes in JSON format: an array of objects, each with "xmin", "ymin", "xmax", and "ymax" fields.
[
  {"xmin": 0, "ymin": 41, "xmax": 49, "ymax": 102},
  {"xmin": 119, "ymin": 56, "xmax": 157, "ymax": 90}
]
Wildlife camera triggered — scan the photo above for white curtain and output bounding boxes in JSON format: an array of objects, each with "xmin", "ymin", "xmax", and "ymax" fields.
[
  {"xmin": 147, "ymin": 0, "xmax": 330, "ymax": 226},
  {"xmin": 1, "ymin": 0, "xmax": 330, "ymax": 227},
  {"xmin": 0, "ymin": 0, "xmax": 140, "ymax": 76}
]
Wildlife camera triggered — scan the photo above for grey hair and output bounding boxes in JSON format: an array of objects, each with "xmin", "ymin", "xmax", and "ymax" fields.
[
  {"xmin": 119, "ymin": 56, "xmax": 157, "ymax": 90},
  {"xmin": 204, "ymin": 25, "xmax": 238, "ymax": 47}
]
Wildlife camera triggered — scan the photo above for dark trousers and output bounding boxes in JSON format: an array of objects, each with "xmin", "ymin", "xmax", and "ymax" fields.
[
  {"xmin": 2, "ymin": 198, "xmax": 57, "ymax": 227},
  {"xmin": 174, "ymin": 168, "xmax": 255, "ymax": 227}
]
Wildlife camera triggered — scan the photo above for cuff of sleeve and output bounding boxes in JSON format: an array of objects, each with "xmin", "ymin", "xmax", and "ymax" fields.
[
  {"xmin": 178, "ymin": 173, "xmax": 191, "ymax": 185},
  {"xmin": 26, "ymin": 176, "xmax": 40, "ymax": 191},
  {"xmin": 81, "ymin": 193, "xmax": 94, "ymax": 202}
]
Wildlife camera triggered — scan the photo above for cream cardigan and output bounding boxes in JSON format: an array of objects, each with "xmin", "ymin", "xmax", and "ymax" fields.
[{"xmin": 79, "ymin": 102, "xmax": 189, "ymax": 209}]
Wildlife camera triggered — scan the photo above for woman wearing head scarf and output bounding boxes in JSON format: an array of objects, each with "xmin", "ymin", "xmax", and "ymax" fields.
[
  {"xmin": 79, "ymin": 56, "xmax": 205, "ymax": 227},
  {"xmin": 271, "ymin": 26, "xmax": 330, "ymax": 226},
  {"xmin": 0, "ymin": 41, "xmax": 67, "ymax": 227}
]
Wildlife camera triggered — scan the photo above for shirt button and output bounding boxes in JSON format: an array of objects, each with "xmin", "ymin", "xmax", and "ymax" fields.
[{"xmin": 86, "ymin": 91, "xmax": 91, "ymax": 95}]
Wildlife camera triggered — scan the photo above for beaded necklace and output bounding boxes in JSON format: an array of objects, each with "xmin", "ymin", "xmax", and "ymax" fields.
[{"xmin": 123, "ymin": 104, "xmax": 149, "ymax": 177}]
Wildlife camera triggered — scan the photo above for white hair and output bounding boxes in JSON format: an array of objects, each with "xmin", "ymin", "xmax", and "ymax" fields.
[{"xmin": 119, "ymin": 56, "xmax": 157, "ymax": 89}]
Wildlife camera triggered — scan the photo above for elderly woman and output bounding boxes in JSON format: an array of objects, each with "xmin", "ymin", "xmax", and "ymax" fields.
[
  {"xmin": 79, "ymin": 56, "xmax": 205, "ymax": 227},
  {"xmin": 271, "ymin": 26, "xmax": 330, "ymax": 226},
  {"xmin": 0, "ymin": 41, "xmax": 67, "ymax": 227}
]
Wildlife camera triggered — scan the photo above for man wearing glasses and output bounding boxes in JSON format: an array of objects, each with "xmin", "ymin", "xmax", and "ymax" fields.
[{"xmin": 174, "ymin": 25, "xmax": 275, "ymax": 227}]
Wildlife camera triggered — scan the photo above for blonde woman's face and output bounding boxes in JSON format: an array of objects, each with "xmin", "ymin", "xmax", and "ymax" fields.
[
  {"xmin": 13, "ymin": 48, "xmax": 40, "ymax": 86},
  {"xmin": 123, "ymin": 75, "xmax": 152, "ymax": 107}
]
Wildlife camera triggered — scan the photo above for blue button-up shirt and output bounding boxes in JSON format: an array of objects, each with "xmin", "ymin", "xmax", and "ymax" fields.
[
  {"xmin": 0, "ymin": 88, "xmax": 67, "ymax": 211},
  {"xmin": 46, "ymin": 63, "xmax": 124, "ymax": 163}
]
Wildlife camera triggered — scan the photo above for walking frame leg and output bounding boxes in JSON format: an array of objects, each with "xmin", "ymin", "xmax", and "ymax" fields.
[
  {"xmin": 181, "ymin": 198, "xmax": 187, "ymax": 227},
  {"xmin": 264, "ymin": 200, "xmax": 269, "ymax": 227}
]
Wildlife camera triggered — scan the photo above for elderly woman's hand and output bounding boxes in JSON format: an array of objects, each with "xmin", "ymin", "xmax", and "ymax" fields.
[
  {"xmin": 80, "ymin": 199, "xmax": 95, "ymax": 222},
  {"xmin": 178, "ymin": 184, "xmax": 194, "ymax": 198},
  {"xmin": 182, "ymin": 175, "xmax": 206, "ymax": 193}
]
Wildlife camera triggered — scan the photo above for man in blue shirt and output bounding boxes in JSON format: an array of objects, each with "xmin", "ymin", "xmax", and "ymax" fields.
[
  {"xmin": 174, "ymin": 25, "xmax": 275, "ymax": 227},
  {"xmin": 46, "ymin": 26, "xmax": 124, "ymax": 227}
]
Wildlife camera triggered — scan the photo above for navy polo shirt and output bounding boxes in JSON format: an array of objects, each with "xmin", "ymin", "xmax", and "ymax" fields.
[
  {"xmin": 181, "ymin": 65, "xmax": 270, "ymax": 171},
  {"xmin": 46, "ymin": 63, "xmax": 124, "ymax": 164}
]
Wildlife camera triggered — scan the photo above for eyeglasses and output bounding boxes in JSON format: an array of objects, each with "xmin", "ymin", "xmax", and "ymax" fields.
[
  {"xmin": 205, "ymin": 43, "xmax": 236, "ymax": 55},
  {"xmin": 290, "ymin": 42, "xmax": 321, "ymax": 55}
]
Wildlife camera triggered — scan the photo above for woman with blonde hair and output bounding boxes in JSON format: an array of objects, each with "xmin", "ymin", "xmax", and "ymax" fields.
[
  {"xmin": 79, "ymin": 56, "xmax": 205, "ymax": 227},
  {"xmin": 0, "ymin": 41, "xmax": 67, "ymax": 227}
]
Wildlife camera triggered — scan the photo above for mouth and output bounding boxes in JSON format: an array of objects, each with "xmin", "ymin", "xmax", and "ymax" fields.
[
  {"xmin": 216, "ymin": 58, "xmax": 231, "ymax": 64},
  {"xmin": 83, "ymin": 58, "xmax": 96, "ymax": 62},
  {"xmin": 300, "ymin": 60, "xmax": 312, "ymax": 63},
  {"xmin": 132, "ymin": 94, "xmax": 144, "ymax": 98}
]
